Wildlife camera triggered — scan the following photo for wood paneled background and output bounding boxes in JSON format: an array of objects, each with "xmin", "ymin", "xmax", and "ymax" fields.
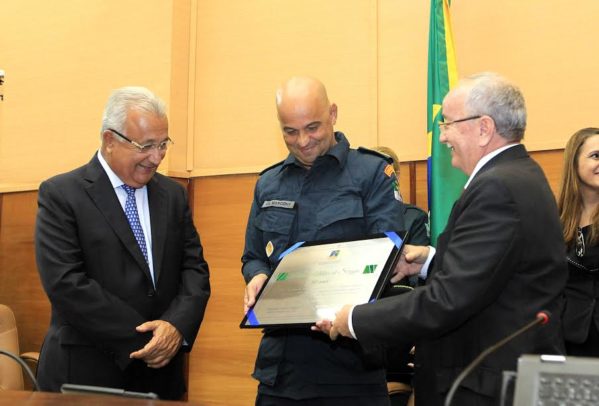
[{"xmin": 0, "ymin": 150, "xmax": 563, "ymax": 405}]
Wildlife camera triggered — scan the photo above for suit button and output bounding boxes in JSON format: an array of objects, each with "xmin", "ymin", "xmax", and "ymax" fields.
[{"xmin": 147, "ymin": 289, "xmax": 155, "ymax": 297}]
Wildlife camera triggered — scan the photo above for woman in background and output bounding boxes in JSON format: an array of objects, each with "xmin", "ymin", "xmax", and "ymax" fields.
[{"xmin": 558, "ymin": 127, "xmax": 599, "ymax": 356}]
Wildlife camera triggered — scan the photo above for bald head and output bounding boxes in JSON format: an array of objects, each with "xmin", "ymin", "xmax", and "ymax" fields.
[
  {"xmin": 275, "ymin": 76, "xmax": 338, "ymax": 168},
  {"xmin": 276, "ymin": 76, "xmax": 331, "ymax": 119}
]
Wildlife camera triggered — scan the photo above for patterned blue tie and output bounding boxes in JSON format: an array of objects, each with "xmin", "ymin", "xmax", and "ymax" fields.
[{"xmin": 121, "ymin": 184, "xmax": 148, "ymax": 263}]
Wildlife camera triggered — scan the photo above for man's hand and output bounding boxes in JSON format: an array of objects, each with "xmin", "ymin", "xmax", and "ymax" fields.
[
  {"xmin": 390, "ymin": 244, "xmax": 430, "ymax": 283},
  {"xmin": 130, "ymin": 320, "xmax": 183, "ymax": 369},
  {"xmin": 244, "ymin": 274, "xmax": 268, "ymax": 314},
  {"xmin": 312, "ymin": 304, "xmax": 354, "ymax": 341}
]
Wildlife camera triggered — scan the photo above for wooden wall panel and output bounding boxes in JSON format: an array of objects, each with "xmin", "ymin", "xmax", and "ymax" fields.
[
  {"xmin": 398, "ymin": 162, "xmax": 412, "ymax": 204},
  {"xmin": 531, "ymin": 149, "xmax": 564, "ymax": 198},
  {"xmin": 0, "ymin": 1, "xmax": 172, "ymax": 189},
  {"xmin": 414, "ymin": 161, "xmax": 428, "ymax": 210},
  {"xmin": 188, "ymin": 174, "xmax": 262, "ymax": 405},
  {"xmin": 397, "ymin": 161, "xmax": 428, "ymax": 209},
  {"xmin": 0, "ymin": 191, "xmax": 49, "ymax": 360}
]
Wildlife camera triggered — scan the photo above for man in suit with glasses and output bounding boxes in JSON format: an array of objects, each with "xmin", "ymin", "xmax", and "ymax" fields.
[{"xmin": 35, "ymin": 86, "xmax": 211, "ymax": 400}]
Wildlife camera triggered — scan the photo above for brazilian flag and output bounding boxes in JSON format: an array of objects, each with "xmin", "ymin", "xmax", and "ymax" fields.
[{"xmin": 427, "ymin": 0, "xmax": 467, "ymax": 245}]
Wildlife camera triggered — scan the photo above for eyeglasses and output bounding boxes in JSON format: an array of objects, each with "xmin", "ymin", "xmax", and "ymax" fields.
[
  {"xmin": 108, "ymin": 128, "xmax": 173, "ymax": 153},
  {"xmin": 438, "ymin": 115, "xmax": 481, "ymax": 130}
]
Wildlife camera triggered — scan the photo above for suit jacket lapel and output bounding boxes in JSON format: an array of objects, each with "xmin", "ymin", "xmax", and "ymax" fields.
[
  {"xmin": 433, "ymin": 142, "xmax": 509, "ymax": 278},
  {"xmin": 148, "ymin": 176, "xmax": 167, "ymax": 284},
  {"xmin": 433, "ymin": 144, "xmax": 528, "ymax": 279},
  {"xmin": 83, "ymin": 155, "xmax": 154, "ymax": 283}
]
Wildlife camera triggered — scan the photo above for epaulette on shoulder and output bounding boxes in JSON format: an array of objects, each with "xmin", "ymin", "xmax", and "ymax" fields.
[
  {"xmin": 259, "ymin": 160, "xmax": 285, "ymax": 176},
  {"xmin": 357, "ymin": 146, "xmax": 393, "ymax": 163}
]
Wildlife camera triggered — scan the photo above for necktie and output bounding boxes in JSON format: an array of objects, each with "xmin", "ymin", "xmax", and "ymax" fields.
[{"xmin": 121, "ymin": 184, "xmax": 148, "ymax": 263}]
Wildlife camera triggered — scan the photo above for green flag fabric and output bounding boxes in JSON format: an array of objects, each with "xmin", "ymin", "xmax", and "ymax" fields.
[{"xmin": 426, "ymin": 0, "xmax": 467, "ymax": 246}]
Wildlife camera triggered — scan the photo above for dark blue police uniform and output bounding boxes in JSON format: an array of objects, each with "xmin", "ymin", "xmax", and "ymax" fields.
[{"xmin": 242, "ymin": 132, "xmax": 405, "ymax": 403}]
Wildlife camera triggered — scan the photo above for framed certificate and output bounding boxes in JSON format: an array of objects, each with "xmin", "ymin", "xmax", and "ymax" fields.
[{"xmin": 240, "ymin": 231, "xmax": 406, "ymax": 328}]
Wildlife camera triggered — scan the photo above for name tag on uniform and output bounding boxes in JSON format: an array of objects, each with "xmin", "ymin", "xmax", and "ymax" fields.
[{"xmin": 261, "ymin": 200, "xmax": 296, "ymax": 209}]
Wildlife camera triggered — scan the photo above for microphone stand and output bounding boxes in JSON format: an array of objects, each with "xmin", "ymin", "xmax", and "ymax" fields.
[
  {"xmin": 444, "ymin": 312, "xmax": 549, "ymax": 406},
  {"xmin": 0, "ymin": 349, "xmax": 39, "ymax": 391}
]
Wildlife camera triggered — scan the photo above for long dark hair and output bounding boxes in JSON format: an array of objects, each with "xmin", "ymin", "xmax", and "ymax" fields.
[{"xmin": 558, "ymin": 127, "xmax": 599, "ymax": 247}]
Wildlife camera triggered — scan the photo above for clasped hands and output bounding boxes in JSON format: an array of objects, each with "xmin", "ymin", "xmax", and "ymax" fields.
[
  {"xmin": 130, "ymin": 320, "xmax": 183, "ymax": 368},
  {"xmin": 245, "ymin": 244, "xmax": 429, "ymax": 341}
]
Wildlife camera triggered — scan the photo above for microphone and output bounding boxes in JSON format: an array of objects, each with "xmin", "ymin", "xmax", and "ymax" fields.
[
  {"xmin": 444, "ymin": 310, "xmax": 551, "ymax": 406},
  {"xmin": 0, "ymin": 349, "xmax": 39, "ymax": 391}
]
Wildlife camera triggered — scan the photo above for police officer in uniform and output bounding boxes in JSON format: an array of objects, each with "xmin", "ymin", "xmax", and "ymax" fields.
[{"xmin": 242, "ymin": 76, "xmax": 406, "ymax": 406}]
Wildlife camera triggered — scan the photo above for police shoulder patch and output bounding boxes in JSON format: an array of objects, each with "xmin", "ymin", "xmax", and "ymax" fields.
[
  {"xmin": 259, "ymin": 159, "xmax": 285, "ymax": 176},
  {"xmin": 384, "ymin": 164, "xmax": 395, "ymax": 177},
  {"xmin": 357, "ymin": 146, "xmax": 393, "ymax": 163}
]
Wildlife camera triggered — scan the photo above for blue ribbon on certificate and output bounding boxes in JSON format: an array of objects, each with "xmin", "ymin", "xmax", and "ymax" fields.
[
  {"xmin": 384, "ymin": 231, "xmax": 403, "ymax": 248},
  {"xmin": 246, "ymin": 309, "xmax": 259, "ymax": 326},
  {"xmin": 278, "ymin": 241, "xmax": 306, "ymax": 260}
]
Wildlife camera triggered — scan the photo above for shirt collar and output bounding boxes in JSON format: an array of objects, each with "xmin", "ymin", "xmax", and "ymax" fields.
[
  {"xmin": 326, "ymin": 132, "xmax": 349, "ymax": 167},
  {"xmin": 464, "ymin": 143, "xmax": 518, "ymax": 189},
  {"xmin": 279, "ymin": 131, "xmax": 349, "ymax": 172},
  {"xmin": 97, "ymin": 150, "xmax": 130, "ymax": 190}
]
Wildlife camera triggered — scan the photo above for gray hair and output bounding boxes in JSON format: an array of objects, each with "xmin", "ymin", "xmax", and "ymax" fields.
[
  {"xmin": 100, "ymin": 86, "xmax": 166, "ymax": 135},
  {"xmin": 463, "ymin": 72, "xmax": 526, "ymax": 142}
]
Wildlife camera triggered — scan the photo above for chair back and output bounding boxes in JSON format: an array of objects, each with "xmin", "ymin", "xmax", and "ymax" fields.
[{"xmin": 0, "ymin": 304, "xmax": 25, "ymax": 390}]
